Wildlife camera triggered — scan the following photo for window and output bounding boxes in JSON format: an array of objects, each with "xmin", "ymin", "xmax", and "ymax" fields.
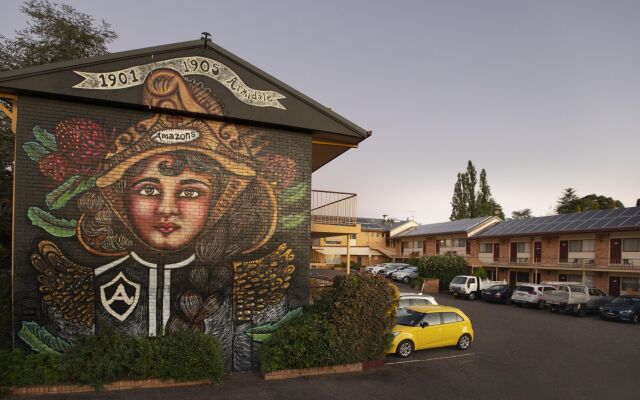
[
  {"xmin": 516, "ymin": 242, "xmax": 530, "ymax": 253},
  {"xmin": 454, "ymin": 238, "xmax": 466, "ymax": 248},
  {"xmin": 621, "ymin": 277, "xmax": 640, "ymax": 292},
  {"xmin": 442, "ymin": 312, "xmax": 463, "ymax": 324},
  {"xmin": 422, "ymin": 313, "xmax": 441, "ymax": 326},
  {"xmin": 325, "ymin": 240, "xmax": 341, "ymax": 245},
  {"xmin": 623, "ymin": 238, "xmax": 640, "ymax": 252},
  {"xmin": 480, "ymin": 243, "xmax": 494, "ymax": 253},
  {"xmin": 568, "ymin": 240, "xmax": 594, "ymax": 252}
]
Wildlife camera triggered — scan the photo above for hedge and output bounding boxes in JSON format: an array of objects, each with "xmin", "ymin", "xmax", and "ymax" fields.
[
  {"xmin": 418, "ymin": 254, "xmax": 470, "ymax": 289},
  {"xmin": 259, "ymin": 273, "xmax": 398, "ymax": 373},
  {"xmin": 0, "ymin": 330, "xmax": 224, "ymax": 390}
]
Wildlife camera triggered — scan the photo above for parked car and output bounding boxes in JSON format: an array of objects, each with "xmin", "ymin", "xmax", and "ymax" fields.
[
  {"xmin": 449, "ymin": 275, "xmax": 506, "ymax": 300},
  {"xmin": 481, "ymin": 284, "xmax": 516, "ymax": 304},
  {"xmin": 392, "ymin": 266, "xmax": 419, "ymax": 283},
  {"xmin": 599, "ymin": 296, "xmax": 640, "ymax": 323},
  {"xmin": 398, "ymin": 293, "xmax": 438, "ymax": 308},
  {"xmin": 364, "ymin": 264, "xmax": 386, "ymax": 274},
  {"xmin": 380, "ymin": 264, "xmax": 412, "ymax": 279},
  {"xmin": 542, "ymin": 284, "xmax": 612, "ymax": 316},
  {"xmin": 511, "ymin": 283, "xmax": 558, "ymax": 309},
  {"xmin": 377, "ymin": 263, "xmax": 407, "ymax": 277},
  {"xmin": 390, "ymin": 305, "xmax": 473, "ymax": 358}
]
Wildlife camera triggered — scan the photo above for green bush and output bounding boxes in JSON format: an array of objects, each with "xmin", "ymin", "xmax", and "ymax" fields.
[
  {"xmin": 0, "ymin": 273, "xmax": 10, "ymax": 350},
  {"xmin": 62, "ymin": 329, "xmax": 138, "ymax": 387},
  {"xmin": 418, "ymin": 254, "xmax": 470, "ymax": 289},
  {"xmin": 260, "ymin": 273, "xmax": 398, "ymax": 373},
  {"xmin": 0, "ymin": 350, "xmax": 66, "ymax": 387},
  {"xmin": 155, "ymin": 331, "xmax": 224, "ymax": 383},
  {"xmin": 472, "ymin": 266, "xmax": 489, "ymax": 279},
  {"xmin": 407, "ymin": 257, "xmax": 420, "ymax": 266},
  {"xmin": 410, "ymin": 277, "xmax": 424, "ymax": 289}
]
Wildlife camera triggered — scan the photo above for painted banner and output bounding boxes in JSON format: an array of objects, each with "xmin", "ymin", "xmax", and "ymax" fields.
[{"xmin": 73, "ymin": 56, "xmax": 286, "ymax": 109}]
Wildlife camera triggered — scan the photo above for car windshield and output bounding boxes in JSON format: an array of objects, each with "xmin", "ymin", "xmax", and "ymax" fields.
[
  {"xmin": 451, "ymin": 277, "xmax": 467, "ymax": 284},
  {"xmin": 515, "ymin": 286, "xmax": 534, "ymax": 293},
  {"xmin": 395, "ymin": 309, "xmax": 423, "ymax": 327},
  {"xmin": 612, "ymin": 297, "xmax": 639, "ymax": 305}
]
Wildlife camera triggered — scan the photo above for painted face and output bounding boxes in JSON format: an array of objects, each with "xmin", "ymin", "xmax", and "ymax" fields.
[{"xmin": 125, "ymin": 154, "xmax": 213, "ymax": 251}]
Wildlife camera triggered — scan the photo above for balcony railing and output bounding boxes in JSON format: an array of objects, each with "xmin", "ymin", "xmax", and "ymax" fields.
[
  {"xmin": 470, "ymin": 256, "xmax": 640, "ymax": 270},
  {"xmin": 311, "ymin": 190, "xmax": 357, "ymax": 226}
]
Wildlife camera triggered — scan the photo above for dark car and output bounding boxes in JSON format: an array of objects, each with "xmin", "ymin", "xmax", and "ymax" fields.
[
  {"xmin": 599, "ymin": 296, "xmax": 640, "ymax": 323},
  {"xmin": 481, "ymin": 284, "xmax": 516, "ymax": 304}
]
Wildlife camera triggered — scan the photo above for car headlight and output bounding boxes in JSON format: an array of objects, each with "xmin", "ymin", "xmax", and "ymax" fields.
[
  {"xmin": 599, "ymin": 306, "xmax": 604, "ymax": 312},
  {"xmin": 392, "ymin": 331, "xmax": 400, "ymax": 337},
  {"xmin": 620, "ymin": 309, "xmax": 633, "ymax": 314}
]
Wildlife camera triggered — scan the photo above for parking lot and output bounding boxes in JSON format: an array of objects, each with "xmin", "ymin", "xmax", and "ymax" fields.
[{"xmin": 14, "ymin": 284, "xmax": 640, "ymax": 400}]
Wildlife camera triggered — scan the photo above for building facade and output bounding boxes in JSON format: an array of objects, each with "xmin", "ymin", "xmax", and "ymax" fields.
[
  {"xmin": 0, "ymin": 39, "xmax": 369, "ymax": 370},
  {"xmin": 467, "ymin": 207, "xmax": 640, "ymax": 295}
]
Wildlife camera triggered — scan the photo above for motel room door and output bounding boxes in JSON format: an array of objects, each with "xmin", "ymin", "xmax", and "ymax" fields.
[
  {"xmin": 493, "ymin": 243, "xmax": 500, "ymax": 262},
  {"xmin": 510, "ymin": 243, "xmax": 518, "ymax": 263},
  {"xmin": 534, "ymin": 242, "xmax": 542, "ymax": 263},
  {"xmin": 608, "ymin": 277, "xmax": 621, "ymax": 297},
  {"xmin": 610, "ymin": 239, "xmax": 622, "ymax": 265},
  {"xmin": 559, "ymin": 241, "xmax": 569, "ymax": 263}
]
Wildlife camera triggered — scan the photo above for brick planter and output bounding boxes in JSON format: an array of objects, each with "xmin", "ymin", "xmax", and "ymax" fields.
[
  {"xmin": 263, "ymin": 362, "xmax": 363, "ymax": 380},
  {"xmin": 11, "ymin": 379, "xmax": 211, "ymax": 395}
]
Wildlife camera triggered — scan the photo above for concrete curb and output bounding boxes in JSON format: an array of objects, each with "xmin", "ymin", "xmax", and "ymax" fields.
[{"xmin": 10, "ymin": 378, "xmax": 211, "ymax": 395}]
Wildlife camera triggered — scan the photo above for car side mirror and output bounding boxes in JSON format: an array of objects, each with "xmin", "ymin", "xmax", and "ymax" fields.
[{"xmin": 420, "ymin": 322, "xmax": 429, "ymax": 328}]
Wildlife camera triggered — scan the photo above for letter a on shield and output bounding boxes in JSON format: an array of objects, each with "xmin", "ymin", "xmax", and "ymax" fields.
[{"xmin": 100, "ymin": 272, "xmax": 141, "ymax": 321}]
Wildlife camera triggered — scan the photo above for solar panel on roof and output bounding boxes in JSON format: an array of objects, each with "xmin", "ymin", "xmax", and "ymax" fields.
[{"xmin": 625, "ymin": 216, "xmax": 640, "ymax": 226}]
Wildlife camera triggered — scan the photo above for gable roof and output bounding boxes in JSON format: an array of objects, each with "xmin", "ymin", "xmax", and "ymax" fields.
[
  {"xmin": 474, "ymin": 207, "xmax": 640, "ymax": 238},
  {"xmin": 0, "ymin": 40, "xmax": 370, "ymax": 170},
  {"xmin": 393, "ymin": 216, "xmax": 497, "ymax": 238}
]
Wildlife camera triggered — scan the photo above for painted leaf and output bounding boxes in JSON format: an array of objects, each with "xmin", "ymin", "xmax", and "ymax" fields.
[
  {"xmin": 18, "ymin": 321, "xmax": 71, "ymax": 355},
  {"xmin": 23, "ymin": 141, "xmax": 50, "ymax": 162},
  {"xmin": 46, "ymin": 175, "xmax": 96, "ymax": 210},
  {"xmin": 280, "ymin": 213, "xmax": 306, "ymax": 230},
  {"xmin": 278, "ymin": 182, "xmax": 309, "ymax": 204},
  {"xmin": 245, "ymin": 308, "xmax": 303, "ymax": 342},
  {"xmin": 33, "ymin": 126, "xmax": 57, "ymax": 151},
  {"xmin": 27, "ymin": 207, "xmax": 77, "ymax": 237}
]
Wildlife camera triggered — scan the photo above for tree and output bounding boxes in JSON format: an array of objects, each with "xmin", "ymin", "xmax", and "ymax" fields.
[
  {"xmin": 555, "ymin": 188, "xmax": 579, "ymax": 214},
  {"xmin": 511, "ymin": 208, "xmax": 532, "ymax": 220},
  {"xmin": 555, "ymin": 189, "xmax": 624, "ymax": 214},
  {"xmin": 450, "ymin": 161, "xmax": 504, "ymax": 220}
]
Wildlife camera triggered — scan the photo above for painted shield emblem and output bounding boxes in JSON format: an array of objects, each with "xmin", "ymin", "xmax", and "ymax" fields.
[{"xmin": 99, "ymin": 272, "xmax": 141, "ymax": 321}]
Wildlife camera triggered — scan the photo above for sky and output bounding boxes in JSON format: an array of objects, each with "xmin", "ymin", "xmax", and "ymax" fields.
[{"xmin": 1, "ymin": 0, "xmax": 639, "ymax": 223}]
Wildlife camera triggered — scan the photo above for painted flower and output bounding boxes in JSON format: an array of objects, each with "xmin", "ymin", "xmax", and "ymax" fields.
[
  {"xmin": 55, "ymin": 119, "xmax": 109, "ymax": 167},
  {"xmin": 38, "ymin": 153, "xmax": 78, "ymax": 182},
  {"xmin": 263, "ymin": 154, "xmax": 296, "ymax": 190}
]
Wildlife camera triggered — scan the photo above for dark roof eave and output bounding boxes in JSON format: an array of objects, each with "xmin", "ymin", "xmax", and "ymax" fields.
[
  {"xmin": 394, "ymin": 230, "xmax": 469, "ymax": 239},
  {"xmin": 0, "ymin": 40, "xmax": 370, "ymax": 141}
]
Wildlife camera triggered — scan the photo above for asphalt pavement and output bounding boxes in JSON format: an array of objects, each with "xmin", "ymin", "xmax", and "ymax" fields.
[{"xmin": 12, "ymin": 279, "xmax": 640, "ymax": 399}]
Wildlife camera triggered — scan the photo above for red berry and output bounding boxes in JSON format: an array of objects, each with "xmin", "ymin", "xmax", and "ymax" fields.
[
  {"xmin": 55, "ymin": 119, "xmax": 108, "ymax": 166},
  {"xmin": 39, "ymin": 153, "xmax": 69, "ymax": 182}
]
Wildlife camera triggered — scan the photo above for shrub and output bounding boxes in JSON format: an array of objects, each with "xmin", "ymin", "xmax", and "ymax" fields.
[
  {"xmin": 155, "ymin": 331, "xmax": 224, "ymax": 383},
  {"xmin": 418, "ymin": 254, "xmax": 470, "ymax": 289},
  {"xmin": 260, "ymin": 273, "xmax": 398, "ymax": 373},
  {"xmin": 62, "ymin": 329, "xmax": 138, "ymax": 387},
  {"xmin": 407, "ymin": 257, "xmax": 420, "ymax": 266},
  {"xmin": 0, "ymin": 350, "xmax": 66, "ymax": 387},
  {"xmin": 410, "ymin": 277, "xmax": 424, "ymax": 289},
  {"xmin": 473, "ymin": 266, "xmax": 489, "ymax": 279}
]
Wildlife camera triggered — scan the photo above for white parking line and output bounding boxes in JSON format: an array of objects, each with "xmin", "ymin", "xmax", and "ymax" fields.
[{"xmin": 386, "ymin": 353, "xmax": 477, "ymax": 365}]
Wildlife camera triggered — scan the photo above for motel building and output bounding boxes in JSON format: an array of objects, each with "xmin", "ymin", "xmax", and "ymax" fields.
[{"xmin": 467, "ymin": 207, "xmax": 640, "ymax": 296}]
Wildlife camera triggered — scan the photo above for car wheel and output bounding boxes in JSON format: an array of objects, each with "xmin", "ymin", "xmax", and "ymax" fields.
[
  {"xmin": 632, "ymin": 314, "xmax": 639, "ymax": 324},
  {"xmin": 456, "ymin": 334, "xmax": 472, "ymax": 350},
  {"xmin": 402, "ymin": 277, "xmax": 410, "ymax": 284},
  {"xmin": 468, "ymin": 292, "xmax": 476, "ymax": 301},
  {"xmin": 396, "ymin": 340, "xmax": 414, "ymax": 358}
]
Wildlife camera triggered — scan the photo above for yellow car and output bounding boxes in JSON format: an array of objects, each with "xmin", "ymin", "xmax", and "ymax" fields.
[{"xmin": 389, "ymin": 305, "xmax": 474, "ymax": 358}]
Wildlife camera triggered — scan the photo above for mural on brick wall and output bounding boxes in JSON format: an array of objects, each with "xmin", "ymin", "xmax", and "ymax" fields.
[{"xmin": 18, "ymin": 68, "xmax": 308, "ymax": 369}]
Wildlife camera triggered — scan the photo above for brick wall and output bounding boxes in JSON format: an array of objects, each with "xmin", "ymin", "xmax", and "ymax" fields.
[
  {"xmin": 12, "ymin": 95, "xmax": 311, "ymax": 371},
  {"xmin": 542, "ymin": 236, "xmax": 559, "ymax": 263},
  {"xmin": 595, "ymin": 233, "xmax": 609, "ymax": 263}
]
